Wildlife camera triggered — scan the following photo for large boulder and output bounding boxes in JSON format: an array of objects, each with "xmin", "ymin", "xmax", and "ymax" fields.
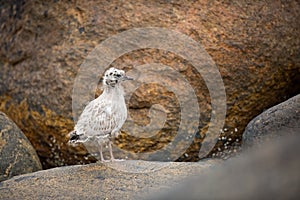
[
  {"xmin": 0, "ymin": 160, "xmax": 218, "ymax": 199},
  {"xmin": 243, "ymin": 94, "xmax": 300, "ymax": 147},
  {"xmin": 0, "ymin": 136, "xmax": 298, "ymax": 199},
  {"xmin": 0, "ymin": 112, "xmax": 42, "ymax": 182},
  {"xmin": 0, "ymin": 0, "xmax": 299, "ymax": 168},
  {"xmin": 152, "ymin": 135, "xmax": 300, "ymax": 200}
]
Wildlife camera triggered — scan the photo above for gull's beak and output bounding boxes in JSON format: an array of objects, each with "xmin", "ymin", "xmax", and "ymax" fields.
[{"xmin": 123, "ymin": 75, "xmax": 134, "ymax": 81}]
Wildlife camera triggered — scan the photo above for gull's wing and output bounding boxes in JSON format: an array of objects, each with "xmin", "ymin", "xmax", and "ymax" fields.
[{"xmin": 75, "ymin": 98, "xmax": 117, "ymax": 136}]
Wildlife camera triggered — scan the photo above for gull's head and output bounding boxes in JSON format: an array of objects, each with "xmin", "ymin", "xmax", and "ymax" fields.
[{"xmin": 103, "ymin": 67, "xmax": 133, "ymax": 87}]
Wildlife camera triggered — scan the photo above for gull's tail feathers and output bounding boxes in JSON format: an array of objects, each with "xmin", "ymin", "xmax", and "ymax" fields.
[
  {"xmin": 68, "ymin": 130, "xmax": 82, "ymax": 145},
  {"xmin": 68, "ymin": 130, "xmax": 91, "ymax": 145}
]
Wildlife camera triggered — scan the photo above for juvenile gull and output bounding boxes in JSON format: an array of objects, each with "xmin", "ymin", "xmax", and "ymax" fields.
[{"xmin": 69, "ymin": 67, "xmax": 133, "ymax": 161}]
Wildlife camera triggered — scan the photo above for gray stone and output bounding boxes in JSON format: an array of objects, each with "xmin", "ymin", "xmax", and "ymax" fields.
[
  {"xmin": 1, "ymin": 135, "xmax": 299, "ymax": 199},
  {"xmin": 150, "ymin": 135, "xmax": 300, "ymax": 200},
  {"xmin": 0, "ymin": 159, "xmax": 219, "ymax": 199},
  {"xmin": 0, "ymin": 112, "xmax": 42, "ymax": 182},
  {"xmin": 243, "ymin": 94, "xmax": 300, "ymax": 147}
]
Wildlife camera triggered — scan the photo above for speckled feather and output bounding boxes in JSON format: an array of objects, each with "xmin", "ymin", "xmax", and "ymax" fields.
[
  {"xmin": 74, "ymin": 86, "xmax": 127, "ymax": 142},
  {"xmin": 70, "ymin": 67, "xmax": 132, "ymax": 146}
]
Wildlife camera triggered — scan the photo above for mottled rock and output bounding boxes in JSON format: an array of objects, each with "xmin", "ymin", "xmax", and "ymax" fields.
[
  {"xmin": 0, "ymin": 0, "xmax": 299, "ymax": 168},
  {"xmin": 0, "ymin": 159, "xmax": 219, "ymax": 200},
  {"xmin": 0, "ymin": 112, "xmax": 42, "ymax": 182},
  {"xmin": 243, "ymin": 94, "xmax": 300, "ymax": 147}
]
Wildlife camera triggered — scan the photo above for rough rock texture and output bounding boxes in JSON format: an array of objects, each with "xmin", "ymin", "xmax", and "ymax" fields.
[
  {"xmin": 0, "ymin": 159, "xmax": 219, "ymax": 200},
  {"xmin": 1, "ymin": 136, "xmax": 299, "ymax": 200},
  {"xmin": 243, "ymin": 94, "xmax": 300, "ymax": 147},
  {"xmin": 152, "ymin": 135, "xmax": 300, "ymax": 200},
  {"xmin": 0, "ymin": 112, "xmax": 42, "ymax": 182},
  {"xmin": 0, "ymin": 0, "xmax": 299, "ymax": 168}
]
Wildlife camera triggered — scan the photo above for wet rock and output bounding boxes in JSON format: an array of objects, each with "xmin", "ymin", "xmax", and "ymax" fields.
[
  {"xmin": 0, "ymin": 112, "xmax": 42, "ymax": 182},
  {"xmin": 243, "ymin": 94, "xmax": 300, "ymax": 147},
  {"xmin": 0, "ymin": 159, "xmax": 219, "ymax": 199},
  {"xmin": 0, "ymin": 0, "xmax": 299, "ymax": 168}
]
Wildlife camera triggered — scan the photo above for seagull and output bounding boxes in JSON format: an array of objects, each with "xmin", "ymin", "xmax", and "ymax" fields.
[{"xmin": 69, "ymin": 67, "xmax": 133, "ymax": 162}]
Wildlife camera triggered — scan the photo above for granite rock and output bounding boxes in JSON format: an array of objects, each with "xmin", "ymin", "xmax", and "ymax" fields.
[
  {"xmin": 0, "ymin": 112, "xmax": 42, "ymax": 182},
  {"xmin": 0, "ymin": 0, "xmax": 299, "ymax": 168},
  {"xmin": 243, "ymin": 94, "xmax": 300, "ymax": 147},
  {"xmin": 151, "ymin": 135, "xmax": 300, "ymax": 200},
  {"xmin": 0, "ymin": 159, "xmax": 219, "ymax": 199}
]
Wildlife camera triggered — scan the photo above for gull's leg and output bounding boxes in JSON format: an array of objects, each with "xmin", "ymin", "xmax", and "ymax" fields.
[
  {"xmin": 97, "ymin": 141, "xmax": 105, "ymax": 162},
  {"xmin": 108, "ymin": 141, "xmax": 115, "ymax": 162},
  {"xmin": 100, "ymin": 143, "xmax": 105, "ymax": 162}
]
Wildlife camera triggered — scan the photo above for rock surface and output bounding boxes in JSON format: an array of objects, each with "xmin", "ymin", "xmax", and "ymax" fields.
[
  {"xmin": 151, "ymin": 135, "xmax": 300, "ymax": 200},
  {"xmin": 0, "ymin": 112, "xmax": 42, "ymax": 182},
  {"xmin": 1, "ymin": 135, "xmax": 299, "ymax": 200},
  {"xmin": 0, "ymin": 0, "xmax": 299, "ymax": 168},
  {"xmin": 243, "ymin": 94, "xmax": 300, "ymax": 147},
  {"xmin": 0, "ymin": 159, "xmax": 219, "ymax": 200}
]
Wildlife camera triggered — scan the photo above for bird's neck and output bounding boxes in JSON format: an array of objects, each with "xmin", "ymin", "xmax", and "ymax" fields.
[{"xmin": 103, "ymin": 84, "xmax": 124, "ymax": 96}]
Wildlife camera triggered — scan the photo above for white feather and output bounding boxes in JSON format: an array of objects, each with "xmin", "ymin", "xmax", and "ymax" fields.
[{"xmin": 74, "ymin": 85, "xmax": 127, "ymax": 143}]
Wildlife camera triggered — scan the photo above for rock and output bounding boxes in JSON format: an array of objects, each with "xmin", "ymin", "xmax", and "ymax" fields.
[
  {"xmin": 150, "ymin": 135, "xmax": 300, "ymax": 200},
  {"xmin": 0, "ymin": 159, "xmax": 219, "ymax": 199},
  {"xmin": 0, "ymin": 0, "xmax": 300, "ymax": 168},
  {"xmin": 243, "ymin": 94, "xmax": 300, "ymax": 147},
  {"xmin": 0, "ymin": 112, "xmax": 42, "ymax": 182},
  {"xmin": 1, "ymin": 136, "xmax": 299, "ymax": 200}
]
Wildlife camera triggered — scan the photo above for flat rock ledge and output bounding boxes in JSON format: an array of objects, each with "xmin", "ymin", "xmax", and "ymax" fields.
[{"xmin": 0, "ymin": 159, "xmax": 219, "ymax": 200}]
